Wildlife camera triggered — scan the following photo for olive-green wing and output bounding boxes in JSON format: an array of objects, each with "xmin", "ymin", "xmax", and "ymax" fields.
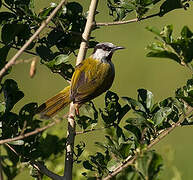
[{"xmin": 70, "ymin": 58, "xmax": 107, "ymax": 104}]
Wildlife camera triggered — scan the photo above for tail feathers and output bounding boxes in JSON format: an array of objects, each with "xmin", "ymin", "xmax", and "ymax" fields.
[{"xmin": 37, "ymin": 86, "xmax": 71, "ymax": 119}]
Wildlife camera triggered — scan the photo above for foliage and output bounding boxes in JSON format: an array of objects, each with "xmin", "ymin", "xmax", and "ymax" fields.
[
  {"xmin": 146, "ymin": 25, "xmax": 193, "ymax": 69},
  {"xmin": 107, "ymin": 0, "xmax": 191, "ymax": 20},
  {"xmin": 81, "ymin": 75, "xmax": 193, "ymax": 178},
  {"xmin": 0, "ymin": 0, "xmax": 193, "ymax": 180},
  {"xmin": 0, "ymin": 0, "xmax": 97, "ymax": 80}
]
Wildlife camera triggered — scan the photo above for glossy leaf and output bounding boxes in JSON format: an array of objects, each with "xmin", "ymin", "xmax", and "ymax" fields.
[
  {"xmin": 8, "ymin": 140, "xmax": 24, "ymax": 145},
  {"xmin": 1, "ymin": 23, "xmax": 31, "ymax": 45},
  {"xmin": 0, "ymin": 12, "xmax": 16, "ymax": 25},
  {"xmin": 135, "ymin": 151, "xmax": 163, "ymax": 179},
  {"xmin": 146, "ymin": 26, "xmax": 162, "ymax": 37},
  {"xmin": 159, "ymin": 0, "xmax": 183, "ymax": 16},
  {"xmin": 2, "ymin": 79, "xmax": 24, "ymax": 112},
  {"xmin": 0, "ymin": 46, "xmax": 10, "ymax": 71},
  {"xmin": 122, "ymin": 97, "xmax": 146, "ymax": 112},
  {"xmin": 124, "ymin": 124, "xmax": 141, "ymax": 140},
  {"xmin": 83, "ymin": 160, "xmax": 95, "ymax": 171},
  {"xmin": 153, "ymin": 107, "xmax": 172, "ymax": 126},
  {"xmin": 147, "ymin": 50, "xmax": 181, "ymax": 63},
  {"xmin": 138, "ymin": 89, "xmax": 154, "ymax": 110}
]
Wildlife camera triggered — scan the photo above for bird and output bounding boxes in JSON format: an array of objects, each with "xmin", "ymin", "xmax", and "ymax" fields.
[{"xmin": 37, "ymin": 42, "xmax": 124, "ymax": 118}]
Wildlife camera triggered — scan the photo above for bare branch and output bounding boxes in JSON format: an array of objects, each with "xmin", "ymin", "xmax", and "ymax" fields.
[
  {"xmin": 64, "ymin": 0, "xmax": 99, "ymax": 179},
  {"xmin": 96, "ymin": 13, "xmax": 160, "ymax": 27},
  {"xmin": 103, "ymin": 106, "xmax": 193, "ymax": 180},
  {"xmin": 0, "ymin": 0, "xmax": 67, "ymax": 79},
  {"xmin": 76, "ymin": 0, "xmax": 99, "ymax": 65},
  {"xmin": 0, "ymin": 120, "xmax": 59, "ymax": 145}
]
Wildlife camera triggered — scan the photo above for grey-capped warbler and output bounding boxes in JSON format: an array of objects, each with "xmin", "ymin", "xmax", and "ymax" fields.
[{"xmin": 37, "ymin": 42, "xmax": 124, "ymax": 118}]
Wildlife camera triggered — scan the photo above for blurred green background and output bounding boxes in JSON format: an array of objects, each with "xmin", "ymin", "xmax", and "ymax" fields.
[{"xmin": 2, "ymin": 0, "xmax": 193, "ymax": 179}]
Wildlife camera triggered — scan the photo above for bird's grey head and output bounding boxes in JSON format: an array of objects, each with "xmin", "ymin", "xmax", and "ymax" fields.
[{"xmin": 92, "ymin": 42, "xmax": 124, "ymax": 62}]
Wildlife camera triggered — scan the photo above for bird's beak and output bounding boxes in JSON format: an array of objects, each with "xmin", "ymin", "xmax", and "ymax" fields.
[{"xmin": 112, "ymin": 46, "xmax": 125, "ymax": 52}]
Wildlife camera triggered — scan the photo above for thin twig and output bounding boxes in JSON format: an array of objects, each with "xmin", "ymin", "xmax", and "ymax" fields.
[
  {"xmin": 0, "ymin": 121, "xmax": 58, "ymax": 145},
  {"xmin": 0, "ymin": 41, "xmax": 37, "ymax": 56},
  {"xmin": 31, "ymin": 161, "xmax": 63, "ymax": 180},
  {"xmin": 0, "ymin": 0, "xmax": 67, "ymax": 80},
  {"xmin": 63, "ymin": 0, "xmax": 99, "ymax": 179},
  {"xmin": 5, "ymin": 143, "xmax": 62, "ymax": 180},
  {"xmin": 2, "ymin": 3, "xmax": 17, "ymax": 14},
  {"xmin": 96, "ymin": 13, "xmax": 160, "ymax": 27},
  {"xmin": 103, "ymin": 106, "xmax": 193, "ymax": 180},
  {"xmin": 76, "ymin": 125, "xmax": 113, "ymax": 135}
]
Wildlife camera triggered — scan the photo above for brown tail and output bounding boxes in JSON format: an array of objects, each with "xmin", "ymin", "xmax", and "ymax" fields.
[{"xmin": 36, "ymin": 86, "xmax": 71, "ymax": 119}]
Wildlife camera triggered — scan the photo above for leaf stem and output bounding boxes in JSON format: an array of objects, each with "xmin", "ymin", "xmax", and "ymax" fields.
[{"xmin": 96, "ymin": 13, "xmax": 160, "ymax": 27}]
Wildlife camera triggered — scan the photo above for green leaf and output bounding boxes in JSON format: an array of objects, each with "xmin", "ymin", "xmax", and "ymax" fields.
[
  {"xmin": 181, "ymin": 26, "xmax": 193, "ymax": 39},
  {"xmin": 4, "ymin": 0, "xmax": 13, "ymax": 6},
  {"xmin": 39, "ymin": 5, "xmax": 56, "ymax": 19},
  {"xmin": 36, "ymin": 45, "xmax": 55, "ymax": 61},
  {"xmin": 47, "ymin": 54, "xmax": 69, "ymax": 67},
  {"xmin": 146, "ymin": 26, "xmax": 162, "ymax": 37},
  {"xmin": 83, "ymin": 161, "xmax": 95, "ymax": 171},
  {"xmin": 2, "ymin": 79, "xmax": 24, "ymax": 112},
  {"xmin": 66, "ymin": 2, "xmax": 83, "ymax": 15},
  {"xmin": 0, "ymin": 102, "xmax": 6, "ymax": 115},
  {"xmin": 160, "ymin": 25, "xmax": 173, "ymax": 43},
  {"xmin": 119, "ymin": 143, "xmax": 132, "ymax": 159},
  {"xmin": 135, "ymin": 151, "xmax": 163, "ymax": 179},
  {"xmin": 153, "ymin": 107, "xmax": 172, "ymax": 126},
  {"xmin": 0, "ymin": 46, "xmax": 10, "ymax": 71},
  {"xmin": 147, "ymin": 51, "xmax": 181, "ymax": 63},
  {"xmin": 8, "ymin": 140, "xmax": 24, "ymax": 145},
  {"xmin": 159, "ymin": 0, "xmax": 183, "ymax": 16},
  {"xmin": 137, "ymin": 89, "xmax": 154, "ymax": 110},
  {"xmin": 1, "ymin": 23, "xmax": 31, "ymax": 45},
  {"xmin": 107, "ymin": 159, "xmax": 120, "ymax": 171},
  {"xmin": 124, "ymin": 124, "xmax": 141, "ymax": 140},
  {"xmin": 0, "ymin": 12, "xmax": 16, "ymax": 25},
  {"xmin": 122, "ymin": 97, "xmax": 146, "ymax": 112},
  {"xmin": 76, "ymin": 141, "xmax": 85, "ymax": 157},
  {"xmin": 0, "ymin": 0, "xmax": 2, "ymax": 8}
]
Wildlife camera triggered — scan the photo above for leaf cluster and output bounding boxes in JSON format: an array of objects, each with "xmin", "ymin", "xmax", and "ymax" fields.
[
  {"xmin": 82, "ymin": 75, "xmax": 193, "ymax": 179},
  {"xmin": 107, "ymin": 0, "xmax": 191, "ymax": 20},
  {"xmin": 146, "ymin": 25, "xmax": 193, "ymax": 68},
  {"xmin": 0, "ymin": 79, "xmax": 66, "ymax": 179}
]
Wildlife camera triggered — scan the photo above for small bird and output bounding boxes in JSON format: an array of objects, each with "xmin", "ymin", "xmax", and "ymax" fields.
[{"xmin": 37, "ymin": 42, "xmax": 124, "ymax": 118}]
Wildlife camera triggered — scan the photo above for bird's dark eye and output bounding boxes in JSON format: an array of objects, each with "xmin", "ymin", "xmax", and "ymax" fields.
[{"xmin": 103, "ymin": 46, "xmax": 111, "ymax": 51}]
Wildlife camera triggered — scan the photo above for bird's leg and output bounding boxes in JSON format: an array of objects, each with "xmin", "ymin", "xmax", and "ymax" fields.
[{"xmin": 74, "ymin": 104, "xmax": 80, "ymax": 116}]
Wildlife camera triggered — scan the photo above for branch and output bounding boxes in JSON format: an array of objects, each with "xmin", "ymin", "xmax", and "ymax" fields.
[
  {"xmin": 63, "ymin": 0, "xmax": 99, "ymax": 179},
  {"xmin": 31, "ymin": 161, "xmax": 63, "ymax": 180},
  {"xmin": 103, "ymin": 106, "xmax": 193, "ymax": 180},
  {"xmin": 0, "ymin": 0, "xmax": 67, "ymax": 80},
  {"xmin": 0, "ymin": 120, "xmax": 58, "ymax": 145},
  {"xmin": 76, "ymin": 125, "xmax": 113, "ymax": 135},
  {"xmin": 76, "ymin": 0, "xmax": 99, "ymax": 64},
  {"xmin": 4, "ymin": 143, "xmax": 62, "ymax": 180},
  {"xmin": 96, "ymin": 13, "xmax": 160, "ymax": 27}
]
